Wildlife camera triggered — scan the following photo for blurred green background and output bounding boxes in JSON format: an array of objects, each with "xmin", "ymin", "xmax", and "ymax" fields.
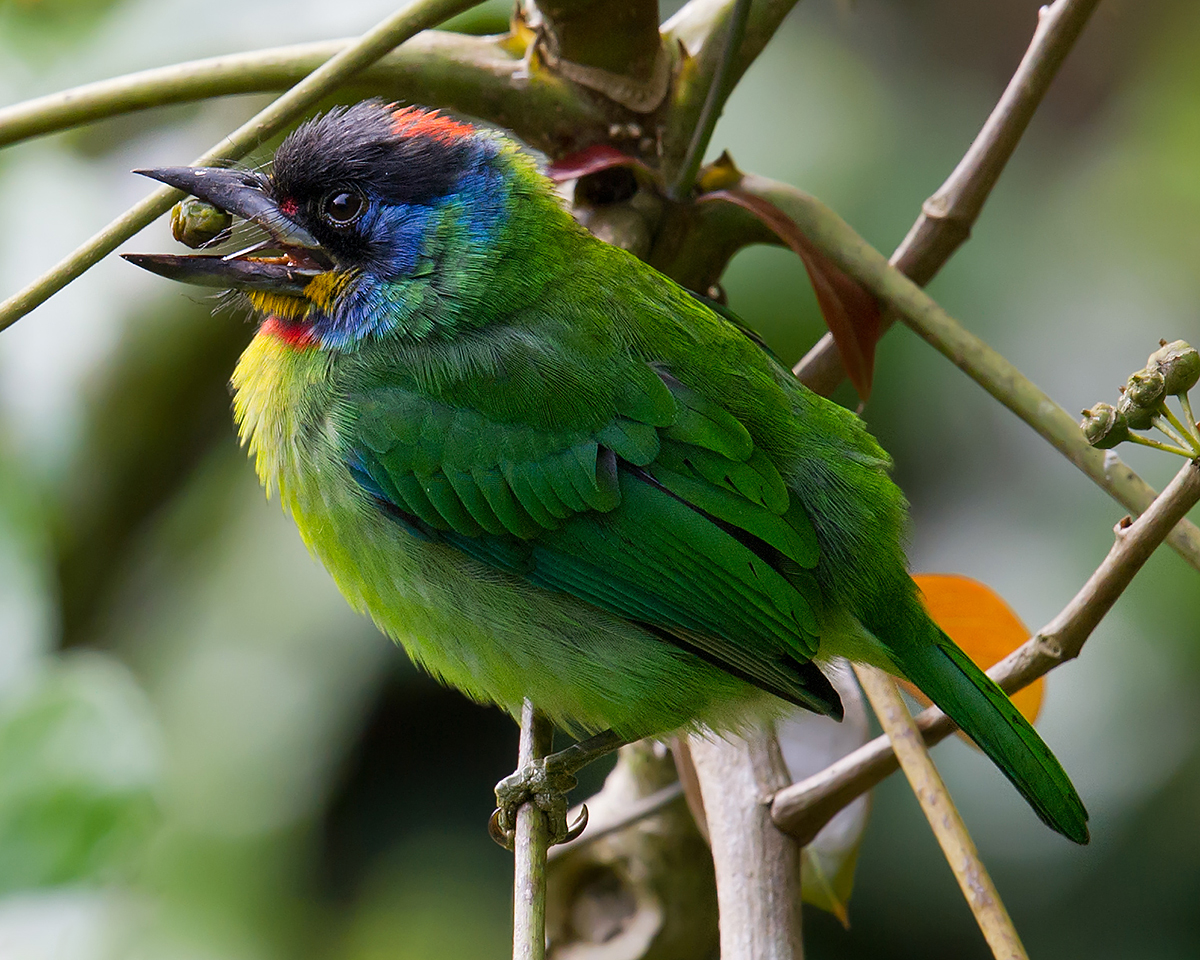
[{"xmin": 1, "ymin": 0, "xmax": 1199, "ymax": 957}]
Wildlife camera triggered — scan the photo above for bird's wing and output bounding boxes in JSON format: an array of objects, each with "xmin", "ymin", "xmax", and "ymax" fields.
[{"xmin": 338, "ymin": 332, "xmax": 839, "ymax": 717}]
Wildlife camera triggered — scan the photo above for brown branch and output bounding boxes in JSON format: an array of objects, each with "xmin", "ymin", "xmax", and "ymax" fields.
[
  {"xmin": 689, "ymin": 727, "xmax": 804, "ymax": 959},
  {"xmin": 854, "ymin": 664, "xmax": 1029, "ymax": 960},
  {"xmin": 772, "ymin": 457, "xmax": 1200, "ymax": 845},
  {"xmin": 732, "ymin": 177, "xmax": 1200, "ymax": 572},
  {"xmin": 794, "ymin": 0, "xmax": 1102, "ymax": 396},
  {"xmin": 513, "ymin": 702, "xmax": 554, "ymax": 960}
]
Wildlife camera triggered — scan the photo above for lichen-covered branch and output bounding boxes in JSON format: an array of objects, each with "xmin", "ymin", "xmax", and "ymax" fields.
[{"xmin": 773, "ymin": 458, "xmax": 1200, "ymax": 844}]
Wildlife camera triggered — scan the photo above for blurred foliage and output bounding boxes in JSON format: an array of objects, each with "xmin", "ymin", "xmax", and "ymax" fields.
[
  {"xmin": 55, "ymin": 298, "xmax": 252, "ymax": 647},
  {"xmin": 0, "ymin": 653, "xmax": 159, "ymax": 893},
  {"xmin": 1, "ymin": 0, "xmax": 1199, "ymax": 959}
]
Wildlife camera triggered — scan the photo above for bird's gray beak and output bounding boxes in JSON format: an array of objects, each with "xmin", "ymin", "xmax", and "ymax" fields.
[{"xmin": 122, "ymin": 166, "xmax": 330, "ymax": 295}]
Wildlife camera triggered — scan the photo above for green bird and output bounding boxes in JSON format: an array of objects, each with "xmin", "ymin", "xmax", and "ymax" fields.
[{"xmin": 126, "ymin": 100, "xmax": 1088, "ymax": 845}]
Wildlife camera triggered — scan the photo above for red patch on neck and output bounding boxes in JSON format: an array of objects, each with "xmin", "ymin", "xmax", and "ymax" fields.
[
  {"xmin": 261, "ymin": 315, "xmax": 316, "ymax": 349},
  {"xmin": 391, "ymin": 106, "xmax": 473, "ymax": 145}
]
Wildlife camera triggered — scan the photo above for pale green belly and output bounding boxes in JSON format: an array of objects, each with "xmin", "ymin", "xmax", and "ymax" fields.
[
  {"xmin": 289, "ymin": 461, "xmax": 778, "ymax": 738},
  {"xmin": 233, "ymin": 330, "xmax": 779, "ymax": 739}
]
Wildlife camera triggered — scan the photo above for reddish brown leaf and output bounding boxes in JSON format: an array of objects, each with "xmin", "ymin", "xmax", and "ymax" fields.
[
  {"xmin": 545, "ymin": 145, "xmax": 655, "ymax": 184},
  {"xmin": 702, "ymin": 189, "xmax": 882, "ymax": 400}
]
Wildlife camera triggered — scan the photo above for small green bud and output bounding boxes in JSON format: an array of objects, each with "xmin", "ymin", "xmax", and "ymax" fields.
[
  {"xmin": 1125, "ymin": 367, "xmax": 1166, "ymax": 409},
  {"xmin": 1117, "ymin": 391, "xmax": 1155, "ymax": 431},
  {"xmin": 1080, "ymin": 402, "xmax": 1129, "ymax": 448},
  {"xmin": 170, "ymin": 198, "xmax": 232, "ymax": 248},
  {"xmin": 1147, "ymin": 339, "xmax": 1200, "ymax": 395}
]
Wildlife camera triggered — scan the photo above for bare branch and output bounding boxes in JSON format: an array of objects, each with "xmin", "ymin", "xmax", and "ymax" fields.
[
  {"xmin": 0, "ymin": 34, "xmax": 612, "ymax": 157},
  {"xmin": 513, "ymin": 702, "xmax": 554, "ymax": 960},
  {"xmin": 689, "ymin": 727, "xmax": 803, "ymax": 960},
  {"xmin": 669, "ymin": 0, "xmax": 752, "ymax": 199},
  {"xmin": 773, "ymin": 458, "xmax": 1200, "ymax": 844},
  {"xmin": 853, "ymin": 664, "xmax": 1029, "ymax": 960},
  {"xmin": 0, "ymin": 0, "xmax": 482, "ymax": 334},
  {"xmin": 661, "ymin": 0, "xmax": 802, "ymax": 180},
  {"xmin": 794, "ymin": 0, "xmax": 1102, "ymax": 395},
  {"xmin": 725, "ymin": 177, "xmax": 1200, "ymax": 573}
]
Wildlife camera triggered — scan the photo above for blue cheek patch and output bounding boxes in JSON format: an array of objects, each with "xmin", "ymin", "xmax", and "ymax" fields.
[
  {"xmin": 372, "ymin": 204, "xmax": 436, "ymax": 278},
  {"xmin": 454, "ymin": 164, "xmax": 508, "ymax": 246},
  {"xmin": 309, "ymin": 148, "xmax": 514, "ymax": 350}
]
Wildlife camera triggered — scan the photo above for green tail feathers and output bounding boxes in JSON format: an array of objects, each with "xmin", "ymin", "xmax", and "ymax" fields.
[{"xmin": 895, "ymin": 631, "xmax": 1090, "ymax": 845}]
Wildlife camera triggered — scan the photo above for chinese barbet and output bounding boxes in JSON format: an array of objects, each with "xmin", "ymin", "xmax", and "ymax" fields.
[{"xmin": 127, "ymin": 100, "xmax": 1088, "ymax": 845}]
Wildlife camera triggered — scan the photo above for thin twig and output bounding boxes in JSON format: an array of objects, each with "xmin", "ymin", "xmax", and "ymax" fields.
[
  {"xmin": 1179, "ymin": 393, "xmax": 1199, "ymax": 442},
  {"xmin": 0, "ymin": 0, "xmax": 480, "ymax": 334},
  {"xmin": 669, "ymin": 0, "xmax": 752, "ymax": 200},
  {"xmin": 1127, "ymin": 433, "xmax": 1193, "ymax": 458},
  {"xmin": 547, "ymin": 781, "xmax": 684, "ymax": 859},
  {"xmin": 513, "ymin": 701, "xmax": 553, "ymax": 960},
  {"xmin": 727, "ymin": 176, "xmax": 1200, "ymax": 573},
  {"xmin": 794, "ymin": 0, "xmax": 1101, "ymax": 396},
  {"xmin": 0, "ymin": 34, "xmax": 609, "ymax": 155},
  {"xmin": 1156, "ymin": 406, "xmax": 1198, "ymax": 453},
  {"xmin": 772, "ymin": 458, "xmax": 1200, "ymax": 844},
  {"xmin": 660, "ymin": 0, "xmax": 802, "ymax": 178},
  {"xmin": 853, "ymin": 664, "xmax": 1029, "ymax": 960}
]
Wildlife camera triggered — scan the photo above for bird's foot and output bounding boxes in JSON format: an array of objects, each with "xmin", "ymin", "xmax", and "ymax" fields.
[
  {"xmin": 489, "ymin": 758, "xmax": 589, "ymax": 850},
  {"xmin": 489, "ymin": 729, "xmax": 624, "ymax": 850}
]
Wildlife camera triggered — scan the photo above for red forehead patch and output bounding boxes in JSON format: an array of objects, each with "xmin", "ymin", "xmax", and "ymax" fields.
[{"xmin": 391, "ymin": 106, "xmax": 474, "ymax": 145}]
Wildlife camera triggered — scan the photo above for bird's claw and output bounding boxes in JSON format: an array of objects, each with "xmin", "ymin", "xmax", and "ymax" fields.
[{"xmin": 489, "ymin": 758, "xmax": 589, "ymax": 850}]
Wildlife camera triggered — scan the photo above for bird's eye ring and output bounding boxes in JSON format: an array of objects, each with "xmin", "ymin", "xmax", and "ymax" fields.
[{"xmin": 322, "ymin": 187, "xmax": 365, "ymax": 227}]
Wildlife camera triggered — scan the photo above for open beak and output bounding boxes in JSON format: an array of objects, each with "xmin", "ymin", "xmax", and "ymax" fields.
[{"xmin": 122, "ymin": 167, "xmax": 330, "ymax": 296}]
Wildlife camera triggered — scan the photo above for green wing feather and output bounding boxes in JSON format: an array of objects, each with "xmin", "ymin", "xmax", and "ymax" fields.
[
  {"xmin": 340, "ymin": 345, "xmax": 840, "ymax": 718},
  {"xmin": 888, "ymin": 619, "xmax": 1090, "ymax": 844}
]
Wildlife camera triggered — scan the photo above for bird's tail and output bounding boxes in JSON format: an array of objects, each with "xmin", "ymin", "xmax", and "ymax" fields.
[{"xmin": 892, "ymin": 627, "xmax": 1089, "ymax": 844}]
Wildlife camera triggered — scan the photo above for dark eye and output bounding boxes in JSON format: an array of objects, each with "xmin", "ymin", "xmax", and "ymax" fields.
[{"xmin": 322, "ymin": 187, "xmax": 365, "ymax": 226}]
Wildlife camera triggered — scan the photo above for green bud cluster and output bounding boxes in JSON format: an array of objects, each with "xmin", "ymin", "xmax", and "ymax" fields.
[
  {"xmin": 1080, "ymin": 340, "xmax": 1200, "ymax": 458},
  {"xmin": 1080, "ymin": 402, "xmax": 1129, "ymax": 449},
  {"xmin": 1148, "ymin": 339, "xmax": 1200, "ymax": 395}
]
